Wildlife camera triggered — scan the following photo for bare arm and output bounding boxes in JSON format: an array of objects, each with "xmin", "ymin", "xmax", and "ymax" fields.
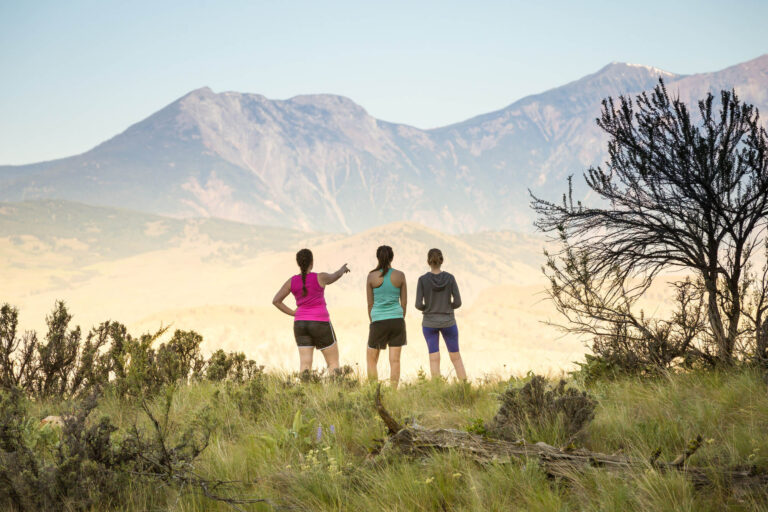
[
  {"xmin": 451, "ymin": 275, "xmax": 462, "ymax": 309},
  {"xmin": 318, "ymin": 263, "xmax": 350, "ymax": 287},
  {"xmin": 272, "ymin": 279, "xmax": 295, "ymax": 317},
  {"xmin": 414, "ymin": 277, "xmax": 425, "ymax": 311},
  {"xmin": 399, "ymin": 274, "xmax": 408, "ymax": 318},
  {"xmin": 366, "ymin": 274, "xmax": 374, "ymax": 322}
]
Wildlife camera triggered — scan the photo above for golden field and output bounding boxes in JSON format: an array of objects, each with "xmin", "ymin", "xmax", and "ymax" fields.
[{"xmin": 0, "ymin": 202, "xmax": 679, "ymax": 377}]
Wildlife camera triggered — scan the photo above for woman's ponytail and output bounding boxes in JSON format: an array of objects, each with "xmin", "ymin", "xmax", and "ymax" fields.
[
  {"xmin": 371, "ymin": 245, "xmax": 394, "ymax": 276},
  {"xmin": 296, "ymin": 249, "xmax": 313, "ymax": 296}
]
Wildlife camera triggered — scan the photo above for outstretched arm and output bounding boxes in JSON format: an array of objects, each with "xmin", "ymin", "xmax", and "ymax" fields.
[
  {"xmin": 451, "ymin": 276, "xmax": 462, "ymax": 309},
  {"xmin": 415, "ymin": 277, "xmax": 425, "ymax": 311},
  {"xmin": 272, "ymin": 279, "xmax": 295, "ymax": 317},
  {"xmin": 318, "ymin": 263, "xmax": 350, "ymax": 287}
]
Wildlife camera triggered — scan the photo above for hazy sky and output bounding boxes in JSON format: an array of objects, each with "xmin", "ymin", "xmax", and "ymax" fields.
[{"xmin": 1, "ymin": 0, "xmax": 766, "ymax": 165}]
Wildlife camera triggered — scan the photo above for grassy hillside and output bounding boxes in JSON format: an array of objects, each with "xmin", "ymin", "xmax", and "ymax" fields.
[{"xmin": 13, "ymin": 368, "xmax": 768, "ymax": 511}]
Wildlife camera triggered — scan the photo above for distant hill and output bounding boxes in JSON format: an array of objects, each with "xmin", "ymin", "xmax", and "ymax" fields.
[
  {"xmin": 2, "ymin": 55, "xmax": 766, "ymax": 233},
  {"xmin": 0, "ymin": 199, "xmax": 315, "ymax": 267},
  {"xmin": 0, "ymin": 200, "xmax": 574, "ymax": 375}
]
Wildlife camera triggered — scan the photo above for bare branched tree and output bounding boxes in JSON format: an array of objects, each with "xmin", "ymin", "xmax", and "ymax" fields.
[{"xmin": 532, "ymin": 80, "xmax": 768, "ymax": 366}]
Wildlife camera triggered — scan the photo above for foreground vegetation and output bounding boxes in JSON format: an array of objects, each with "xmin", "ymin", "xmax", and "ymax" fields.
[
  {"xmin": 2, "ymin": 366, "xmax": 767, "ymax": 510},
  {"xmin": 2, "ymin": 301, "xmax": 767, "ymax": 510}
]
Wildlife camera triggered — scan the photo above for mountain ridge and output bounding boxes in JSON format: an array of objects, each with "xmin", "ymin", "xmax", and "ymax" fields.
[{"xmin": 2, "ymin": 54, "xmax": 766, "ymax": 233}]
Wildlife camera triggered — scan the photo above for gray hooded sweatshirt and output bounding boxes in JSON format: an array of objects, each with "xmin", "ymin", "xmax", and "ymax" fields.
[{"xmin": 415, "ymin": 271, "xmax": 462, "ymax": 328}]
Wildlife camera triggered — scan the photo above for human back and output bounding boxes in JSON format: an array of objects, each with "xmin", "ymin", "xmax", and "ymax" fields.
[
  {"xmin": 414, "ymin": 248, "xmax": 467, "ymax": 380},
  {"xmin": 371, "ymin": 269, "xmax": 404, "ymax": 321},
  {"xmin": 366, "ymin": 245, "xmax": 407, "ymax": 389},
  {"xmin": 272, "ymin": 248, "xmax": 350, "ymax": 373},
  {"xmin": 290, "ymin": 272, "xmax": 329, "ymax": 322}
]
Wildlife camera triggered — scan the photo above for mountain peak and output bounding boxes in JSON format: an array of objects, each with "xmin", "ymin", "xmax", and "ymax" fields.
[
  {"xmin": 182, "ymin": 86, "xmax": 215, "ymax": 99},
  {"xmin": 598, "ymin": 61, "xmax": 677, "ymax": 78}
]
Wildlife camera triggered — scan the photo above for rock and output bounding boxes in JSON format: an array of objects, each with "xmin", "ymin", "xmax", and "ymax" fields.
[{"xmin": 40, "ymin": 415, "xmax": 65, "ymax": 428}]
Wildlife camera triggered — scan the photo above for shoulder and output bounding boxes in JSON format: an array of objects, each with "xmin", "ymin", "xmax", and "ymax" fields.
[{"xmin": 391, "ymin": 269, "xmax": 406, "ymax": 284}]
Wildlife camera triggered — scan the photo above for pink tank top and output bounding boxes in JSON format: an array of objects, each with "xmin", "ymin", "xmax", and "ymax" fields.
[{"xmin": 290, "ymin": 273, "xmax": 330, "ymax": 322}]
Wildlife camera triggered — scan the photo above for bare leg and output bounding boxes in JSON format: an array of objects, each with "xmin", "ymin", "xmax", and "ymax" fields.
[
  {"xmin": 320, "ymin": 343, "xmax": 340, "ymax": 372},
  {"xmin": 449, "ymin": 351, "xmax": 467, "ymax": 381},
  {"xmin": 298, "ymin": 347, "xmax": 314, "ymax": 373},
  {"xmin": 429, "ymin": 351, "xmax": 441, "ymax": 378},
  {"xmin": 388, "ymin": 346, "xmax": 402, "ymax": 389},
  {"xmin": 367, "ymin": 347, "xmax": 380, "ymax": 382}
]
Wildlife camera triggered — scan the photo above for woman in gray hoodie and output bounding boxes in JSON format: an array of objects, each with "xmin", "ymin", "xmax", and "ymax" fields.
[{"xmin": 414, "ymin": 248, "xmax": 467, "ymax": 380}]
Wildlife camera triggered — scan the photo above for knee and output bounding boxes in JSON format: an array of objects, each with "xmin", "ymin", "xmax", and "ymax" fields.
[{"xmin": 449, "ymin": 351, "xmax": 462, "ymax": 361}]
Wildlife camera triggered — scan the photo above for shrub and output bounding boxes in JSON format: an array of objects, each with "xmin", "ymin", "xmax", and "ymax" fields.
[
  {"xmin": 156, "ymin": 329, "xmax": 206, "ymax": 383},
  {"xmin": 226, "ymin": 376, "xmax": 267, "ymax": 418},
  {"xmin": 0, "ymin": 387, "xmax": 217, "ymax": 511},
  {"xmin": 0, "ymin": 390, "xmax": 132, "ymax": 510},
  {"xmin": 570, "ymin": 353, "xmax": 623, "ymax": 386},
  {"xmin": 0, "ymin": 301, "xmax": 264, "ymax": 400},
  {"xmin": 464, "ymin": 417, "xmax": 488, "ymax": 436},
  {"xmin": 206, "ymin": 349, "xmax": 262, "ymax": 382},
  {"xmin": 488, "ymin": 375, "xmax": 596, "ymax": 444},
  {"xmin": 0, "ymin": 305, "xmax": 37, "ymax": 391}
]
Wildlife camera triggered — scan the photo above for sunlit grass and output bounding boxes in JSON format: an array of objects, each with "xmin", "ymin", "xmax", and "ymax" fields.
[{"xmin": 25, "ymin": 368, "xmax": 768, "ymax": 511}]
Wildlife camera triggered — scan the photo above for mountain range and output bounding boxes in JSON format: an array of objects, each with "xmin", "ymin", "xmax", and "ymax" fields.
[{"xmin": 2, "ymin": 55, "xmax": 767, "ymax": 233}]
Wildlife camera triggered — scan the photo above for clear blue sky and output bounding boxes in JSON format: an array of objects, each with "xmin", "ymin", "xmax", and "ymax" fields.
[{"xmin": 1, "ymin": 0, "xmax": 766, "ymax": 165}]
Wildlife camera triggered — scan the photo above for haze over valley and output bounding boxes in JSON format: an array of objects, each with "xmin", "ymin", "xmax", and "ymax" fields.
[{"xmin": 3, "ymin": 56, "xmax": 765, "ymax": 375}]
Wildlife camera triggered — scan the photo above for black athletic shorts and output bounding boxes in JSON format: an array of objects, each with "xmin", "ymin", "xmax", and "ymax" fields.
[
  {"xmin": 294, "ymin": 321, "xmax": 337, "ymax": 350},
  {"xmin": 368, "ymin": 318, "xmax": 406, "ymax": 350}
]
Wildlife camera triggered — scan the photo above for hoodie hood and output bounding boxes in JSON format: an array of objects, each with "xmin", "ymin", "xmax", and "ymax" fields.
[{"xmin": 425, "ymin": 271, "xmax": 452, "ymax": 290}]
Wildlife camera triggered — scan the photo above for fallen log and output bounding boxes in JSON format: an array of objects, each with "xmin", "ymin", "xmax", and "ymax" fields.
[{"xmin": 374, "ymin": 385, "xmax": 768, "ymax": 489}]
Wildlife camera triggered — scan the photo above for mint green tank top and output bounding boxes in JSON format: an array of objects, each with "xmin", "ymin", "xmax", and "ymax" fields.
[{"xmin": 371, "ymin": 269, "xmax": 404, "ymax": 322}]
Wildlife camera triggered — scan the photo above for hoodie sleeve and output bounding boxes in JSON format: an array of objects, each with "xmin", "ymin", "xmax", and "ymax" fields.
[
  {"xmin": 415, "ymin": 276, "xmax": 426, "ymax": 311},
  {"xmin": 450, "ymin": 275, "xmax": 462, "ymax": 309}
]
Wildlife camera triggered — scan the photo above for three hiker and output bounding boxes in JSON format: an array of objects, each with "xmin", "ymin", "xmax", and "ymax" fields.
[{"xmin": 272, "ymin": 246, "xmax": 465, "ymax": 385}]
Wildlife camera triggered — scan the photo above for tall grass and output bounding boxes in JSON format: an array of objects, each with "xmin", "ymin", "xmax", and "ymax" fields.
[{"xmin": 22, "ymin": 368, "xmax": 768, "ymax": 511}]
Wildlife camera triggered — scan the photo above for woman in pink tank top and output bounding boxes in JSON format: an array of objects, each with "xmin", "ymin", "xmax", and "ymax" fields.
[{"xmin": 272, "ymin": 248, "xmax": 350, "ymax": 373}]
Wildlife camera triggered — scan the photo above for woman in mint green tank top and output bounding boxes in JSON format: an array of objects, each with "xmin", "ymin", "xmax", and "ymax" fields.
[{"xmin": 366, "ymin": 245, "xmax": 407, "ymax": 389}]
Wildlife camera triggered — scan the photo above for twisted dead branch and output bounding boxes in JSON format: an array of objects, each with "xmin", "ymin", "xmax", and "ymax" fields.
[{"xmin": 374, "ymin": 389, "xmax": 768, "ymax": 490}]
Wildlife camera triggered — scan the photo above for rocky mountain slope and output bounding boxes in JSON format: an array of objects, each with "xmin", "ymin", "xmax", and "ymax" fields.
[{"xmin": 2, "ymin": 55, "xmax": 766, "ymax": 233}]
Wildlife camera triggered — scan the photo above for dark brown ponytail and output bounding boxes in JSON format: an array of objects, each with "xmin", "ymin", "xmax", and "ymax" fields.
[
  {"xmin": 372, "ymin": 245, "xmax": 394, "ymax": 277},
  {"xmin": 296, "ymin": 248, "xmax": 313, "ymax": 296}
]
